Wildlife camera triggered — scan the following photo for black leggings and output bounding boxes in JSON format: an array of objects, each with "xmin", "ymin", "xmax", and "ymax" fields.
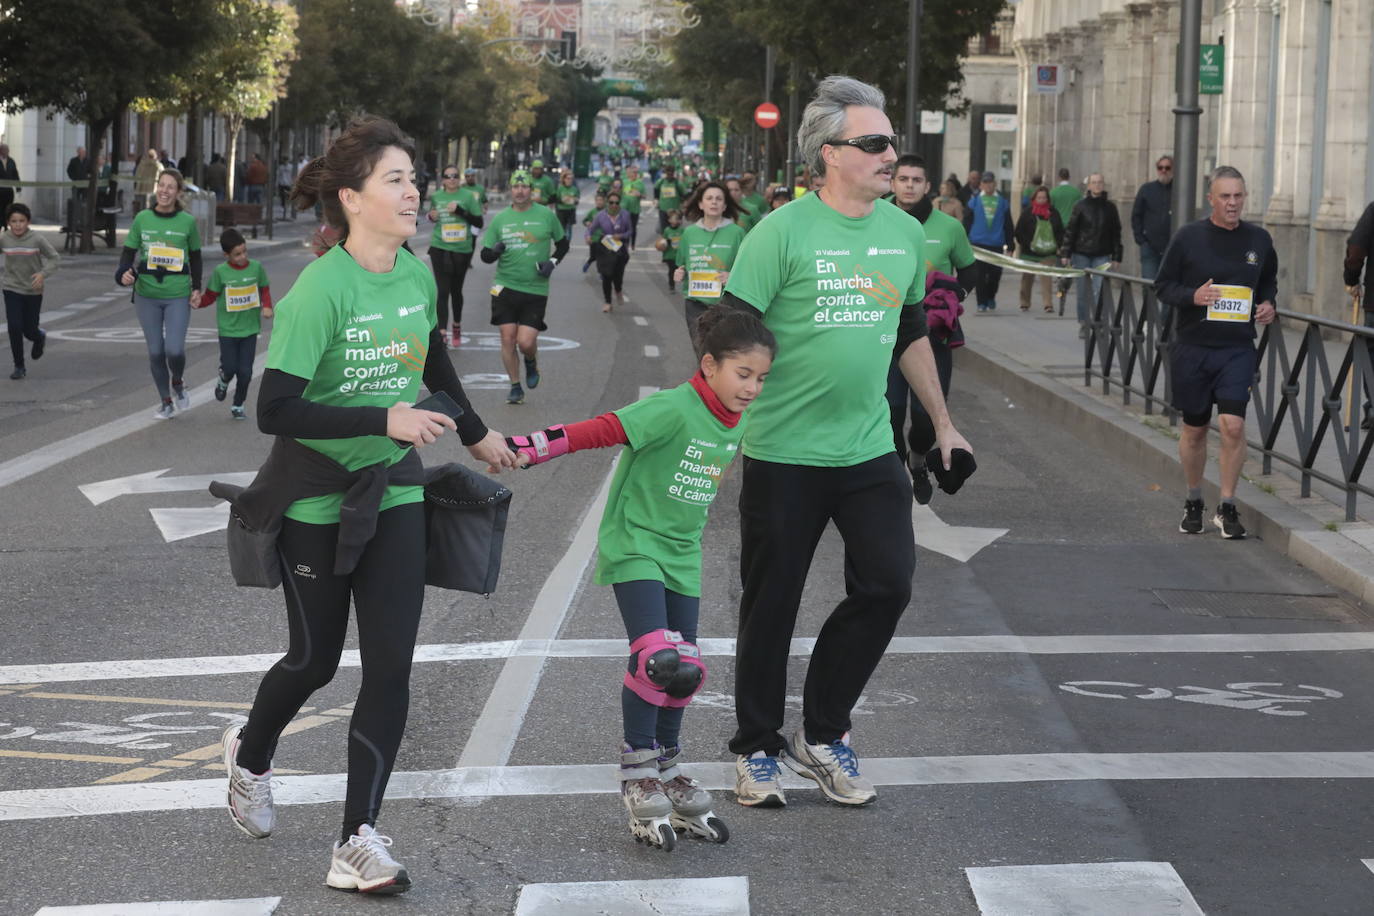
[
  {"xmin": 598, "ymin": 248, "xmax": 629, "ymax": 302},
  {"xmin": 885, "ymin": 338, "xmax": 954, "ymax": 466},
  {"xmin": 557, "ymin": 208, "xmax": 576, "ymax": 238},
  {"xmin": 236, "ymin": 502, "xmax": 426, "ymax": 839},
  {"xmin": 614, "ymin": 580, "xmax": 699, "ymax": 751},
  {"xmin": 430, "ymin": 248, "xmax": 473, "ymax": 330},
  {"xmin": 4, "ymin": 290, "xmax": 42, "ymax": 369}
]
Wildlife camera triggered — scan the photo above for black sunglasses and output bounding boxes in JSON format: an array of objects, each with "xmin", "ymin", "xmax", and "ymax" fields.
[
  {"xmin": 607, "ymin": 197, "xmax": 622, "ymax": 204},
  {"xmin": 826, "ymin": 134, "xmax": 898, "ymax": 154},
  {"xmin": 442, "ymin": 172, "xmax": 459, "ymax": 178},
  {"xmin": 1157, "ymin": 164, "xmax": 1173, "ymax": 172}
]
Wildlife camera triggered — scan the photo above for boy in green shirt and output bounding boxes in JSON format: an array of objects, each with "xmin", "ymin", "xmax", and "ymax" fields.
[
  {"xmin": 198, "ymin": 228, "xmax": 271, "ymax": 419},
  {"xmin": 656, "ymin": 209, "xmax": 684, "ymax": 291}
]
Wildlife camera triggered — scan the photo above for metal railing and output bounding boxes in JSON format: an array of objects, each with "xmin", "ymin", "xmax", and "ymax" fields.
[{"xmin": 1082, "ymin": 270, "xmax": 1374, "ymax": 520}]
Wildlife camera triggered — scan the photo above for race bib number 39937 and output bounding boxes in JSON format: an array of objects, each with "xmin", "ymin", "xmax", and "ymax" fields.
[
  {"xmin": 1208, "ymin": 284, "xmax": 1254, "ymax": 322},
  {"xmin": 148, "ymin": 245, "xmax": 185, "ymax": 272}
]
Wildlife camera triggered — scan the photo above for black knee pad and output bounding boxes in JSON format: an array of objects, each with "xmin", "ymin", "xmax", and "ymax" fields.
[
  {"xmin": 1215, "ymin": 398, "xmax": 1248, "ymax": 419},
  {"xmin": 1182, "ymin": 409, "xmax": 1212, "ymax": 427}
]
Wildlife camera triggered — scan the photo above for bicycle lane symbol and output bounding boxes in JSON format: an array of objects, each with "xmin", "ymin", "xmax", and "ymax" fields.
[{"xmin": 1057, "ymin": 681, "xmax": 1344, "ymax": 717}]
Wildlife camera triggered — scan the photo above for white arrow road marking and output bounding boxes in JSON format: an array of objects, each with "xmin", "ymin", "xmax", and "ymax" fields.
[
  {"xmin": 33, "ymin": 898, "xmax": 281, "ymax": 915},
  {"xmin": 911, "ymin": 503, "xmax": 1008, "ymax": 562},
  {"xmin": 516, "ymin": 877, "xmax": 749, "ymax": 916},
  {"xmin": 148, "ymin": 503, "xmax": 231, "ymax": 542},
  {"xmin": 80, "ymin": 470, "xmax": 256, "ymax": 506},
  {"xmin": 965, "ymin": 862, "xmax": 1203, "ymax": 916}
]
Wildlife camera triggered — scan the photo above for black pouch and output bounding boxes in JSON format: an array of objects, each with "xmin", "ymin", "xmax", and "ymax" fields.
[
  {"xmin": 423, "ymin": 463, "xmax": 513, "ymax": 595},
  {"xmin": 224, "ymin": 504, "xmax": 283, "ymax": 589}
]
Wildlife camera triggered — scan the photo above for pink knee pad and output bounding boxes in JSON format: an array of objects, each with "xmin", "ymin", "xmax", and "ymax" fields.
[
  {"xmin": 662, "ymin": 640, "xmax": 706, "ymax": 709},
  {"xmin": 624, "ymin": 628, "xmax": 683, "ymax": 707}
]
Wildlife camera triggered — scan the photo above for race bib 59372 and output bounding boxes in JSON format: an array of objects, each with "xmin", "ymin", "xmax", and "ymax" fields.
[{"xmin": 1208, "ymin": 284, "xmax": 1254, "ymax": 322}]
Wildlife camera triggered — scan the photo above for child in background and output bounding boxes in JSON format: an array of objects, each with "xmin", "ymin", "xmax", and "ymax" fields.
[
  {"xmin": 1, "ymin": 203, "xmax": 59, "ymax": 380},
  {"xmin": 504, "ymin": 307, "xmax": 777, "ymax": 851},
  {"xmin": 581, "ymin": 190, "xmax": 606, "ymax": 274},
  {"xmin": 196, "ymin": 228, "xmax": 271, "ymax": 419},
  {"xmin": 655, "ymin": 209, "xmax": 684, "ymax": 292}
]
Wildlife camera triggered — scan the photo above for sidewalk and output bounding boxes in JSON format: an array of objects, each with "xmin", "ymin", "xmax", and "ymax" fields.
[{"xmin": 959, "ymin": 297, "xmax": 1374, "ymax": 604}]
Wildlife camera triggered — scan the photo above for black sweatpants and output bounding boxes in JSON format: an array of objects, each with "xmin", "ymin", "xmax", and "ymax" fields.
[
  {"xmin": 236, "ymin": 502, "xmax": 426, "ymax": 838},
  {"xmin": 885, "ymin": 338, "xmax": 954, "ymax": 466},
  {"xmin": 598, "ymin": 247, "xmax": 629, "ymax": 302},
  {"xmin": 614, "ymin": 580, "xmax": 699, "ymax": 751},
  {"xmin": 4, "ymin": 290, "xmax": 42, "ymax": 369},
  {"xmin": 972, "ymin": 243, "xmax": 1004, "ymax": 306},
  {"xmin": 429, "ymin": 248, "xmax": 473, "ymax": 331},
  {"xmin": 218, "ymin": 334, "xmax": 257, "ymax": 407},
  {"xmin": 730, "ymin": 454, "xmax": 915, "ymax": 756}
]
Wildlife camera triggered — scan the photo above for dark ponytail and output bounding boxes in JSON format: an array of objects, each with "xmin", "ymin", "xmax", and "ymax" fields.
[
  {"xmin": 290, "ymin": 115, "xmax": 415, "ymax": 245},
  {"xmin": 694, "ymin": 306, "xmax": 777, "ymax": 362}
]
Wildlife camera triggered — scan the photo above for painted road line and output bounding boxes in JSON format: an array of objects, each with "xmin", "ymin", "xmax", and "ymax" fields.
[
  {"xmin": 911, "ymin": 502, "xmax": 1008, "ymax": 563},
  {"xmin": 0, "ymin": 368, "xmax": 264, "ymax": 490},
  {"xmin": 10, "ymin": 631, "xmax": 1374, "ymax": 686},
  {"xmin": 456, "ymin": 456, "xmax": 618, "ymax": 769},
  {"xmin": 19, "ymin": 691, "xmax": 253, "ymax": 709},
  {"xmin": 643, "ymin": 344, "xmax": 660, "ymax": 357},
  {"xmin": 11, "ymin": 751, "xmax": 1374, "ymax": 822},
  {"xmin": 33, "ymin": 897, "xmax": 281, "ymax": 915},
  {"xmin": 80, "ymin": 470, "xmax": 257, "ymax": 506},
  {"xmin": 633, "ymin": 315, "xmax": 649, "ymax": 326},
  {"xmin": 1363, "ymin": 859, "xmax": 1374, "ymax": 876},
  {"xmin": 965, "ymin": 862, "xmax": 1204, "ymax": 916},
  {"xmin": 515, "ymin": 876, "xmax": 749, "ymax": 916},
  {"xmin": 0, "ymin": 749, "xmax": 143, "ymax": 765}
]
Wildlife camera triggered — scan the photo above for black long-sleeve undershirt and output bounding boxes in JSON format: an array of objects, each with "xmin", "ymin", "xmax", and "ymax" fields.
[{"xmin": 257, "ymin": 328, "xmax": 488, "ymax": 445}]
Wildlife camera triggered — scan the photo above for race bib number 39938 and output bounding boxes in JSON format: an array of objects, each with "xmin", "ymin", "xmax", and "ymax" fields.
[
  {"xmin": 1208, "ymin": 284, "xmax": 1254, "ymax": 322},
  {"xmin": 225, "ymin": 284, "xmax": 259, "ymax": 312}
]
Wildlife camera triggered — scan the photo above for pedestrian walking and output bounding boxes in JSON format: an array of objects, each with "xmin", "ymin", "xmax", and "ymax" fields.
[
  {"xmin": 1154, "ymin": 166, "xmax": 1277, "ymax": 540},
  {"xmin": 426, "ymin": 164, "xmax": 485, "ymax": 347},
  {"xmin": 219, "ymin": 116, "xmax": 516, "ymax": 896},
  {"xmin": 205, "ymin": 154, "xmax": 229, "ymax": 201},
  {"xmin": 589, "ymin": 189, "xmax": 633, "ymax": 313},
  {"xmin": 1049, "ymin": 167, "xmax": 1081, "ymax": 227},
  {"xmin": 957, "ymin": 168, "xmax": 980, "ymax": 207},
  {"xmin": 1015, "ymin": 185, "xmax": 1064, "ymax": 313},
  {"xmin": 245, "ymin": 153, "xmax": 269, "ymax": 206},
  {"xmin": 0, "ymin": 145, "xmax": 18, "ymax": 217},
  {"xmin": 116, "ymin": 168, "xmax": 203, "ymax": 419},
  {"xmin": 479, "ymin": 169, "xmax": 570, "ymax": 405},
  {"xmin": 887, "ymin": 153, "xmax": 977, "ymax": 502},
  {"xmin": 674, "ymin": 181, "xmax": 744, "ymax": 338},
  {"xmin": 935, "ymin": 178, "xmax": 964, "ymax": 221},
  {"xmin": 276, "ymin": 157, "xmax": 295, "ymax": 218},
  {"xmin": 1132, "ymin": 155, "xmax": 1174, "ymax": 281},
  {"xmin": 134, "ymin": 148, "xmax": 162, "ymax": 211},
  {"xmin": 720, "ymin": 76, "xmax": 973, "ymax": 808},
  {"xmin": 1, "ymin": 203, "xmax": 58, "ymax": 380},
  {"xmin": 1059, "ymin": 172, "xmax": 1123, "ymax": 338},
  {"xmin": 1344, "ymin": 199, "xmax": 1374, "ymax": 428},
  {"xmin": 195, "ymin": 228, "xmax": 271, "ymax": 420},
  {"xmin": 963, "ymin": 170, "xmax": 1014, "ymax": 312},
  {"xmin": 505, "ymin": 307, "xmax": 776, "ymax": 849}
]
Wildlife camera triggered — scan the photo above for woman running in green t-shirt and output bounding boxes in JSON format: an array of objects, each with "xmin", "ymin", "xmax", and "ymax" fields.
[
  {"xmin": 673, "ymin": 181, "xmax": 745, "ymax": 342},
  {"xmin": 218, "ymin": 116, "xmax": 516, "ymax": 895},
  {"xmin": 116, "ymin": 168, "xmax": 202, "ymax": 419},
  {"xmin": 503, "ymin": 307, "xmax": 776, "ymax": 850}
]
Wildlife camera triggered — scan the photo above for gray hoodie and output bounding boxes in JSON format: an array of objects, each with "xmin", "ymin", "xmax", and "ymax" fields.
[{"xmin": 0, "ymin": 227, "xmax": 60, "ymax": 295}]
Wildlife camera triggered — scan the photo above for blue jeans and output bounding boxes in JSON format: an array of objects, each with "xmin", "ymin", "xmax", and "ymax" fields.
[
  {"xmin": 133, "ymin": 293, "xmax": 191, "ymax": 400},
  {"xmin": 218, "ymin": 334, "xmax": 258, "ymax": 407},
  {"xmin": 1138, "ymin": 243, "xmax": 1171, "ymax": 334},
  {"xmin": 1071, "ymin": 253, "xmax": 1111, "ymax": 324}
]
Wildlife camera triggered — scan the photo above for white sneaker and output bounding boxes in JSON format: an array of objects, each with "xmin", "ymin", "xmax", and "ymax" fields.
[
  {"xmin": 173, "ymin": 387, "xmax": 191, "ymax": 411},
  {"xmin": 326, "ymin": 824, "xmax": 411, "ymax": 894},
  {"xmin": 734, "ymin": 750, "xmax": 787, "ymax": 808},
  {"xmin": 221, "ymin": 725, "xmax": 273, "ymax": 838},
  {"xmin": 783, "ymin": 729, "xmax": 876, "ymax": 806},
  {"xmin": 152, "ymin": 401, "xmax": 175, "ymax": 420}
]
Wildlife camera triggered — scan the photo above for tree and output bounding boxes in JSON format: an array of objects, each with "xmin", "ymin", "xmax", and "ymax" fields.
[
  {"xmin": 137, "ymin": 0, "xmax": 298, "ymax": 198},
  {"xmin": 0, "ymin": 0, "xmax": 219, "ymax": 251}
]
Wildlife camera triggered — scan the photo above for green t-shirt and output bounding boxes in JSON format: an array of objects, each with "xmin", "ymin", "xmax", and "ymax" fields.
[
  {"xmin": 660, "ymin": 225, "xmax": 684, "ymax": 264},
  {"xmin": 427, "ymin": 187, "xmax": 483, "ymax": 253},
  {"xmin": 125, "ymin": 209, "xmax": 201, "ymax": 300},
  {"xmin": 593, "ymin": 382, "xmax": 746, "ymax": 595},
  {"xmin": 207, "ymin": 258, "xmax": 270, "ymax": 338},
  {"xmin": 265, "ymin": 244, "xmax": 437, "ymax": 524},
  {"xmin": 680, "ymin": 221, "xmax": 745, "ymax": 304},
  {"xmin": 481, "ymin": 204, "xmax": 565, "ymax": 296},
  {"xmin": 725, "ymin": 193, "xmax": 928, "ymax": 467},
  {"xmin": 1050, "ymin": 183, "xmax": 1082, "ymax": 226},
  {"xmin": 656, "ymin": 178, "xmax": 683, "ymax": 207},
  {"xmin": 743, "ymin": 193, "xmax": 766, "ymax": 224},
  {"xmin": 623, "ymin": 178, "xmax": 648, "ymax": 215},
  {"xmin": 918, "ymin": 208, "xmax": 976, "ymax": 276},
  {"xmin": 465, "ymin": 180, "xmax": 488, "ymax": 206},
  {"xmin": 529, "ymin": 175, "xmax": 557, "ymax": 206},
  {"xmin": 597, "ymin": 174, "xmax": 614, "ymax": 195},
  {"xmin": 555, "ymin": 182, "xmax": 580, "ymax": 212}
]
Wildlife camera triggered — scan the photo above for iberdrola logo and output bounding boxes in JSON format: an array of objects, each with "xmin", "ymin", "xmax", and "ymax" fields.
[{"xmin": 853, "ymin": 266, "xmax": 902, "ymax": 308}]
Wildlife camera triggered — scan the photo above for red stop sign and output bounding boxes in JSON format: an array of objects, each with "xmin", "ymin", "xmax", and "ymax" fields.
[{"xmin": 754, "ymin": 103, "xmax": 781, "ymax": 129}]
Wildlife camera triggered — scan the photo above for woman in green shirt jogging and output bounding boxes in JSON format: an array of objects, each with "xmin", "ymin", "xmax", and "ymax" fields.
[
  {"xmin": 116, "ymin": 169, "xmax": 202, "ymax": 419},
  {"xmin": 425, "ymin": 164, "xmax": 485, "ymax": 347},
  {"xmin": 554, "ymin": 168, "xmax": 579, "ymax": 238},
  {"xmin": 218, "ymin": 116, "xmax": 516, "ymax": 895},
  {"xmin": 504, "ymin": 306, "xmax": 776, "ymax": 850},
  {"xmin": 672, "ymin": 181, "xmax": 744, "ymax": 342}
]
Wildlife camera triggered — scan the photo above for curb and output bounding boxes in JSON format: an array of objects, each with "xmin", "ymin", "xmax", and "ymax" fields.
[{"xmin": 960, "ymin": 341, "xmax": 1374, "ymax": 605}]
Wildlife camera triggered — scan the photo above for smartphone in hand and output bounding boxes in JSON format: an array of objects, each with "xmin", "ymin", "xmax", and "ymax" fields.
[{"xmin": 392, "ymin": 391, "xmax": 465, "ymax": 448}]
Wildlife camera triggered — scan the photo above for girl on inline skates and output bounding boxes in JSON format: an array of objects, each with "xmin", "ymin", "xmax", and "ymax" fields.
[{"xmin": 505, "ymin": 306, "xmax": 775, "ymax": 850}]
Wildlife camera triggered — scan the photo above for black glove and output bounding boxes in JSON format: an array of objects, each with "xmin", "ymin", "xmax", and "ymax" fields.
[
  {"xmin": 491, "ymin": 241, "xmax": 507, "ymax": 255},
  {"xmin": 535, "ymin": 259, "xmax": 556, "ymax": 278},
  {"xmin": 923, "ymin": 447, "xmax": 977, "ymax": 495}
]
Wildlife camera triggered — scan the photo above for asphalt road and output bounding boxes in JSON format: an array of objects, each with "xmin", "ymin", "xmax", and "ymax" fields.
[{"xmin": 4, "ymin": 204, "xmax": 1374, "ymax": 916}]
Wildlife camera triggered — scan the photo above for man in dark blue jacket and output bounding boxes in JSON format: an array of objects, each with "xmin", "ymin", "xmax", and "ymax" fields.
[
  {"xmin": 962, "ymin": 171, "xmax": 1013, "ymax": 312},
  {"xmin": 1132, "ymin": 155, "xmax": 1174, "ymax": 280}
]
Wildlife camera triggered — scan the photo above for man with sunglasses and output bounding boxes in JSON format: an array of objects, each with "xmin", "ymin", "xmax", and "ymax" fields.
[
  {"xmin": 1132, "ymin": 156, "xmax": 1175, "ymax": 283},
  {"xmin": 721, "ymin": 76, "xmax": 972, "ymax": 810},
  {"xmin": 426, "ymin": 165, "xmax": 485, "ymax": 347}
]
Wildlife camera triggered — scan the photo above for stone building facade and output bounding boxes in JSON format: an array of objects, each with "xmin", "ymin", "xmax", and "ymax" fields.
[{"xmin": 1012, "ymin": 0, "xmax": 1373, "ymax": 319}]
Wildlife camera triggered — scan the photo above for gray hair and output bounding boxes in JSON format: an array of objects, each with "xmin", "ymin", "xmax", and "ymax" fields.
[
  {"xmin": 798, "ymin": 76, "xmax": 886, "ymax": 178},
  {"xmin": 1210, "ymin": 165, "xmax": 1245, "ymax": 185}
]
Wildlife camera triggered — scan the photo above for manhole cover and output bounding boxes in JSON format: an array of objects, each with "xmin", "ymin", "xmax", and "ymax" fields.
[{"xmin": 1152, "ymin": 589, "xmax": 1369, "ymax": 622}]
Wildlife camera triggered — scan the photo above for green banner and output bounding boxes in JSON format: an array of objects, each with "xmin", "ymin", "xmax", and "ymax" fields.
[{"xmin": 1200, "ymin": 43, "xmax": 1224, "ymax": 95}]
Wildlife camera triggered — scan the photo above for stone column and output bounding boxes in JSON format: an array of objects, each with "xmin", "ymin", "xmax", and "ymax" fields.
[
  {"xmin": 1099, "ymin": 10, "xmax": 1131, "ymax": 196},
  {"xmin": 1150, "ymin": 0, "xmax": 1179, "ymax": 176},
  {"xmin": 1123, "ymin": 2, "xmax": 1158, "ymax": 184},
  {"xmin": 1217, "ymin": 0, "xmax": 1275, "ymax": 188},
  {"xmin": 1012, "ymin": 38, "xmax": 1047, "ymax": 195}
]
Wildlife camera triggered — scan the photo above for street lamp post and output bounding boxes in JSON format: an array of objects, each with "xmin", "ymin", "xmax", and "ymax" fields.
[
  {"xmin": 1172, "ymin": 0, "xmax": 1203, "ymax": 233},
  {"xmin": 904, "ymin": 0, "xmax": 923, "ymax": 153}
]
